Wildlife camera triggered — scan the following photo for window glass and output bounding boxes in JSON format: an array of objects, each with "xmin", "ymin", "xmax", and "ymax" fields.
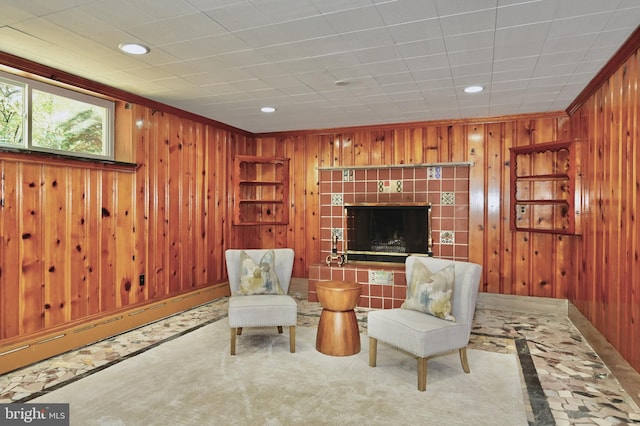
[
  {"xmin": 0, "ymin": 69, "xmax": 114, "ymax": 160},
  {"xmin": 0, "ymin": 77, "xmax": 25, "ymax": 146},
  {"xmin": 32, "ymin": 89, "xmax": 108, "ymax": 156}
]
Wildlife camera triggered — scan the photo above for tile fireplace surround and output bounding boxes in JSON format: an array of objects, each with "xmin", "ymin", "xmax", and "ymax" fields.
[{"xmin": 310, "ymin": 163, "xmax": 471, "ymax": 308}]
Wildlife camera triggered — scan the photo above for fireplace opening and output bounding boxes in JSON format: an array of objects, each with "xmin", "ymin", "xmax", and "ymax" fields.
[{"xmin": 344, "ymin": 203, "xmax": 432, "ymax": 263}]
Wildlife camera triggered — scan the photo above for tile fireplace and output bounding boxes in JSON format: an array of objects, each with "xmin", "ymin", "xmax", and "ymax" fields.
[{"xmin": 310, "ymin": 163, "xmax": 471, "ymax": 308}]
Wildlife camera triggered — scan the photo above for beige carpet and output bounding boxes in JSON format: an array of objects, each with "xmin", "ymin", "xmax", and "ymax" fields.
[{"xmin": 33, "ymin": 320, "xmax": 528, "ymax": 425}]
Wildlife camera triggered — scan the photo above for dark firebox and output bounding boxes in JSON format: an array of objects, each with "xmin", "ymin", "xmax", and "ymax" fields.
[{"xmin": 344, "ymin": 203, "xmax": 432, "ymax": 263}]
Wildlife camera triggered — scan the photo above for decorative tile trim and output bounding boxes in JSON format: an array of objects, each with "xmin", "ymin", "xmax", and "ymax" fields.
[
  {"xmin": 427, "ymin": 166, "xmax": 441, "ymax": 179},
  {"xmin": 331, "ymin": 228, "xmax": 343, "ymax": 241},
  {"xmin": 441, "ymin": 192, "xmax": 455, "ymax": 205},
  {"xmin": 331, "ymin": 193, "xmax": 343, "ymax": 205},
  {"xmin": 440, "ymin": 230, "xmax": 454, "ymax": 244}
]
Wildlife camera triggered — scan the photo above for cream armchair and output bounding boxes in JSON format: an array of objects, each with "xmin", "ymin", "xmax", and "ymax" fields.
[
  {"xmin": 367, "ymin": 256, "xmax": 482, "ymax": 391},
  {"xmin": 225, "ymin": 248, "xmax": 297, "ymax": 355}
]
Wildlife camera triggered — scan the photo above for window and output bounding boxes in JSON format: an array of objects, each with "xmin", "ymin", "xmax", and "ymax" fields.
[{"xmin": 0, "ymin": 69, "xmax": 114, "ymax": 160}]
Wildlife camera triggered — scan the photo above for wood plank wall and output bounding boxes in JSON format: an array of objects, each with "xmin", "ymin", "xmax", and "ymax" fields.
[
  {"xmin": 250, "ymin": 116, "xmax": 577, "ymax": 299},
  {"xmin": 0, "ymin": 102, "xmax": 239, "ymax": 344},
  {"xmin": 569, "ymin": 47, "xmax": 640, "ymax": 372}
]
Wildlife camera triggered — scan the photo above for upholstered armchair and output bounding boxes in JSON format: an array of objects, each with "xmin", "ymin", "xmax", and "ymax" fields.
[
  {"xmin": 225, "ymin": 248, "xmax": 297, "ymax": 355},
  {"xmin": 367, "ymin": 256, "xmax": 482, "ymax": 391}
]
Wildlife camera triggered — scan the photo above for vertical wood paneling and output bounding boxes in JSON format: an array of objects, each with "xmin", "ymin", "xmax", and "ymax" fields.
[
  {"xmin": 42, "ymin": 167, "xmax": 68, "ymax": 327},
  {"xmin": 193, "ymin": 122, "xmax": 206, "ymax": 286},
  {"xmin": 620, "ymin": 55, "xmax": 635, "ymax": 363},
  {"xmin": 152, "ymin": 116, "xmax": 168, "ymax": 297},
  {"xmin": 0, "ymin": 162, "xmax": 20, "ymax": 338},
  {"xmin": 69, "ymin": 168, "xmax": 88, "ymax": 320},
  {"xmin": 570, "ymin": 47, "xmax": 640, "ymax": 373},
  {"xmin": 467, "ymin": 124, "xmax": 485, "ymax": 271},
  {"xmin": 0, "ymin": 99, "xmax": 234, "ymax": 351},
  {"xmin": 553, "ymin": 235, "xmax": 573, "ymax": 299},
  {"xmin": 21, "ymin": 164, "xmax": 45, "ymax": 334},
  {"xmin": 301, "ymin": 135, "xmax": 321, "ymax": 278},
  {"xmin": 214, "ymin": 129, "xmax": 231, "ymax": 281},
  {"xmin": 100, "ymin": 170, "xmax": 116, "ymax": 311},
  {"xmin": 424, "ymin": 127, "xmax": 440, "ymax": 163},
  {"xmin": 115, "ymin": 171, "xmax": 135, "ymax": 305},
  {"xmin": 341, "ymin": 133, "xmax": 355, "ymax": 167},
  {"xmin": 501, "ymin": 122, "xmax": 515, "ymax": 295},
  {"xmin": 630, "ymin": 52, "xmax": 639, "ymax": 371},
  {"xmin": 181, "ymin": 120, "xmax": 194, "ymax": 290},
  {"xmin": 485, "ymin": 123, "xmax": 503, "ymax": 293},
  {"xmin": 86, "ymin": 168, "xmax": 100, "ymax": 316},
  {"xmin": 167, "ymin": 116, "xmax": 182, "ymax": 294},
  {"xmin": 134, "ymin": 106, "xmax": 149, "ymax": 302}
]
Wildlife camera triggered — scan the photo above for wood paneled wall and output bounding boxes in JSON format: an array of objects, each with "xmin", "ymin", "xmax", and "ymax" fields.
[
  {"xmin": 569, "ymin": 47, "xmax": 640, "ymax": 372},
  {"xmin": 0, "ymin": 102, "xmax": 241, "ymax": 347},
  {"xmin": 250, "ymin": 117, "xmax": 577, "ymax": 300}
]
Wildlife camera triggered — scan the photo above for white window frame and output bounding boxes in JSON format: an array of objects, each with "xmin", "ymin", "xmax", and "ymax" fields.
[{"xmin": 0, "ymin": 69, "xmax": 115, "ymax": 161}]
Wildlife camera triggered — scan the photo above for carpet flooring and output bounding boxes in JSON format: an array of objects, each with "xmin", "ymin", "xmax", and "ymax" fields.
[{"xmin": 32, "ymin": 320, "xmax": 527, "ymax": 425}]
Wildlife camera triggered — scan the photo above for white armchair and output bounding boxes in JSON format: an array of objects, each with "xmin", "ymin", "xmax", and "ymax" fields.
[
  {"xmin": 367, "ymin": 256, "xmax": 482, "ymax": 391},
  {"xmin": 225, "ymin": 248, "xmax": 297, "ymax": 355}
]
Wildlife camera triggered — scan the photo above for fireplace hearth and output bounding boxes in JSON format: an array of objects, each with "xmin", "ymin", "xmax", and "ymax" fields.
[{"xmin": 344, "ymin": 203, "xmax": 432, "ymax": 263}]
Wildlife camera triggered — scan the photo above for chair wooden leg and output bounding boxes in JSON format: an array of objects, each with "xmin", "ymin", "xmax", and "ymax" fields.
[
  {"xmin": 459, "ymin": 347, "xmax": 471, "ymax": 373},
  {"xmin": 289, "ymin": 326, "xmax": 296, "ymax": 353},
  {"xmin": 236, "ymin": 327, "xmax": 243, "ymax": 335},
  {"xmin": 230, "ymin": 328, "xmax": 237, "ymax": 355},
  {"xmin": 369, "ymin": 337, "xmax": 377, "ymax": 367},
  {"xmin": 277, "ymin": 326, "xmax": 283, "ymax": 334},
  {"xmin": 417, "ymin": 357, "xmax": 427, "ymax": 391}
]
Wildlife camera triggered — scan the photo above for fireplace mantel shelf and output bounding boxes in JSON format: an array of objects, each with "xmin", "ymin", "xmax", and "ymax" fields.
[{"xmin": 317, "ymin": 161, "xmax": 474, "ymax": 171}]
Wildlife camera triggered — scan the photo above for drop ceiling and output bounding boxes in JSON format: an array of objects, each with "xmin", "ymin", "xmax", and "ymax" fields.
[{"xmin": 1, "ymin": 0, "xmax": 639, "ymax": 134}]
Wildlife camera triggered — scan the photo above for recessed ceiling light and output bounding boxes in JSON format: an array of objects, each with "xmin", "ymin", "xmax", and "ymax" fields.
[
  {"xmin": 119, "ymin": 43, "xmax": 150, "ymax": 55},
  {"xmin": 463, "ymin": 85, "xmax": 484, "ymax": 93},
  {"xmin": 261, "ymin": 106, "xmax": 276, "ymax": 113}
]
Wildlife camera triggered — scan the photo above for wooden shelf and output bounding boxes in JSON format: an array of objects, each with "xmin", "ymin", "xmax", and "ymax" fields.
[
  {"xmin": 515, "ymin": 173, "xmax": 569, "ymax": 181},
  {"xmin": 515, "ymin": 199, "xmax": 570, "ymax": 205},
  {"xmin": 232, "ymin": 155, "xmax": 289, "ymax": 225},
  {"xmin": 510, "ymin": 140, "xmax": 581, "ymax": 234}
]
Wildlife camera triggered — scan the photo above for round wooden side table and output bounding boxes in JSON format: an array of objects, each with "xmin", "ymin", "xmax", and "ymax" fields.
[{"xmin": 315, "ymin": 280, "xmax": 362, "ymax": 356}]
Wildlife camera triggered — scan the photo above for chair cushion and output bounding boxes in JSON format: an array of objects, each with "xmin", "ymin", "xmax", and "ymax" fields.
[
  {"xmin": 235, "ymin": 250, "xmax": 285, "ymax": 295},
  {"xmin": 228, "ymin": 295, "xmax": 297, "ymax": 328},
  {"xmin": 367, "ymin": 308, "xmax": 467, "ymax": 358},
  {"xmin": 402, "ymin": 262, "xmax": 456, "ymax": 322}
]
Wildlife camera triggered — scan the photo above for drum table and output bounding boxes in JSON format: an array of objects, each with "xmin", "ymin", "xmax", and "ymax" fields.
[{"xmin": 315, "ymin": 281, "xmax": 362, "ymax": 356}]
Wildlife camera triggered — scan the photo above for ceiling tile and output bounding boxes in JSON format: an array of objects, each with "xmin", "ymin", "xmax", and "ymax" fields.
[
  {"xmin": 436, "ymin": 0, "xmax": 497, "ymax": 17},
  {"xmin": 376, "ymin": 0, "xmax": 439, "ymax": 25},
  {"xmin": 2, "ymin": 0, "xmax": 639, "ymax": 132},
  {"xmin": 553, "ymin": 0, "xmax": 622, "ymax": 19},
  {"xmin": 324, "ymin": 5, "xmax": 385, "ymax": 33},
  {"xmin": 496, "ymin": 0, "xmax": 558, "ymax": 28},
  {"xmin": 386, "ymin": 19, "xmax": 443, "ymax": 44},
  {"xmin": 126, "ymin": 13, "xmax": 228, "ymax": 45},
  {"xmin": 443, "ymin": 31, "xmax": 494, "ymax": 52},
  {"xmin": 439, "ymin": 9, "xmax": 497, "ymax": 37}
]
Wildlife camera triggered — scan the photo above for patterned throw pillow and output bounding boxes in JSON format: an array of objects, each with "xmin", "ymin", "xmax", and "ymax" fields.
[
  {"xmin": 235, "ymin": 250, "xmax": 285, "ymax": 295},
  {"xmin": 401, "ymin": 261, "xmax": 456, "ymax": 322}
]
